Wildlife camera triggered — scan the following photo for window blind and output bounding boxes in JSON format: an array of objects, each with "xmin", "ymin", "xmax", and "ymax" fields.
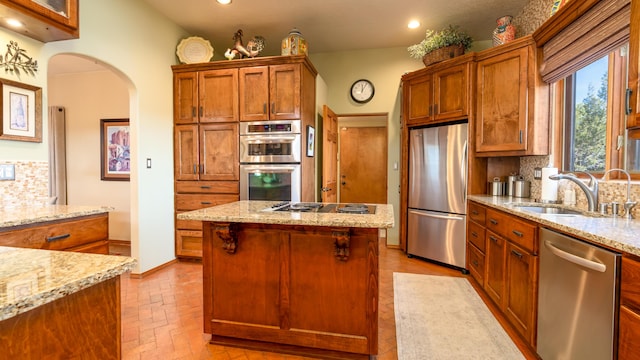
[{"xmin": 540, "ymin": 0, "xmax": 630, "ymax": 83}]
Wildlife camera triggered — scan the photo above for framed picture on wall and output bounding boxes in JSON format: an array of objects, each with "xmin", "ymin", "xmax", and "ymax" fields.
[
  {"xmin": 100, "ymin": 118, "xmax": 130, "ymax": 181},
  {"xmin": 306, "ymin": 125, "xmax": 315, "ymax": 157},
  {"xmin": 0, "ymin": 78, "xmax": 42, "ymax": 143}
]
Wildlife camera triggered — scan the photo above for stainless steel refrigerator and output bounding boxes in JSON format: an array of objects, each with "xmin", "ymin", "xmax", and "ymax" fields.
[{"xmin": 407, "ymin": 122, "xmax": 468, "ymax": 269}]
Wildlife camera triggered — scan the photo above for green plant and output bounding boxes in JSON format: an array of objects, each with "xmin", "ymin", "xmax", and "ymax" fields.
[{"xmin": 407, "ymin": 25, "xmax": 473, "ymax": 59}]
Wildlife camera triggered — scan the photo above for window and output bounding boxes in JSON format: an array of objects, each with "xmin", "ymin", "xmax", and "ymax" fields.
[{"xmin": 558, "ymin": 45, "xmax": 631, "ymax": 176}]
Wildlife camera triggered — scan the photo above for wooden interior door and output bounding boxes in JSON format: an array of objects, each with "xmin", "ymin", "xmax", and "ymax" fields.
[
  {"xmin": 321, "ymin": 105, "xmax": 338, "ymax": 202},
  {"xmin": 339, "ymin": 126, "xmax": 387, "ymax": 204}
]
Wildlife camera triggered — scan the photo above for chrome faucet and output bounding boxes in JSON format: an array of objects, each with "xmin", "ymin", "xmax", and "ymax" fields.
[
  {"xmin": 548, "ymin": 171, "xmax": 599, "ymax": 212},
  {"xmin": 602, "ymin": 168, "xmax": 637, "ymax": 219}
]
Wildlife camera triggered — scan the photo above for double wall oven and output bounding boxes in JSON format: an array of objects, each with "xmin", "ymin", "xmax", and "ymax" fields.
[{"xmin": 239, "ymin": 120, "xmax": 301, "ymax": 202}]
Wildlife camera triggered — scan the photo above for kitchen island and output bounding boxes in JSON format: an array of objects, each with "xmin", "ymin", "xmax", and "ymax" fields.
[
  {"xmin": 0, "ymin": 246, "xmax": 135, "ymax": 359},
  {"xmin": 178, "ymin": 201, "xmax": 394, "ymax": 359}
]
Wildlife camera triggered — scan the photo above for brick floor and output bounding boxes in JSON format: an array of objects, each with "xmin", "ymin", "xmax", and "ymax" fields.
[{"xmin": 119, "ymin": 241, "xmax": 464, "ymax": 359}]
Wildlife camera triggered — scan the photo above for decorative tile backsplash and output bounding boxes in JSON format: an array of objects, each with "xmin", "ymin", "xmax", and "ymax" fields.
[
  {"xmin": 0, "ymin": 161, "xmax": 49, "ymax": 207},
  {"xmin": 520, "ymin": 156, "xmax": 640, "ymax": 217}
]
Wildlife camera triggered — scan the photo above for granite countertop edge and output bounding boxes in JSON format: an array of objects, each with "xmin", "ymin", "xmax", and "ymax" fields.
[
  {"xmin": 0, "ymin": 252, "xmax": 136, "ymax": 322},
  {"xmin": 468, "ymin": 195, "xmax": 640, "ymax": 257},
  {"xmin": 177, "ymin": 201, "xmax": 395, "ymax": 229},
  {"xmin": 0, "ymin": 205, "xmax": 113, "ymax": 229}
]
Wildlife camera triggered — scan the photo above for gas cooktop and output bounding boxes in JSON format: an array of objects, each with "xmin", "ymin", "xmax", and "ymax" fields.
[{"xmin": 266, "ymin": 202, "xmax": 376, "ymax": 214}]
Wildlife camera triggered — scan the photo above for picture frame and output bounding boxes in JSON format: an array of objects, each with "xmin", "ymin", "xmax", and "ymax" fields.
[
  {"xmin": 100, "ymin": 118, "xmax": 130, "ymax": 181},
  {"xmin": 306, "ymin": 125, "xmax": 315, "ymax": 157},
  {"xmin": 0, "ymin": 78, "xmax": 42, "ymax": 143}
]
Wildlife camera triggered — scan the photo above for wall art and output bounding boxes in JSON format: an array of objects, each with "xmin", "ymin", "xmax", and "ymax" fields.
[
  {"xmin": 0, "ymin": 78, "xmax": 42, "ymax": 142},
  {"xmin": 100, "ymin": 118, "xmax": 130, "ymax": 181}
]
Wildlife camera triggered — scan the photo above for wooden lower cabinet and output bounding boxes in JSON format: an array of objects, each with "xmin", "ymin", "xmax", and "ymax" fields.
[
  {"xmin": 467, "ymin": 201, "xmax": 538, "ymax": 348},
  {"xmin": 619, "ymin": 255, "xmax": 640, "ymax": 359},
  {"xmin": 0, "ymin": 213, "xmax": 109, "ymax": 254},
  {"xmin": 202, "ymin": 222, "xmax": 379, "ymax": 358}
]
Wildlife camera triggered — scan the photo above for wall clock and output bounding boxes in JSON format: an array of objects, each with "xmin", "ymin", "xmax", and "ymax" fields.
[{"xmin": 350, "ymin": 79, "xmax": 375, "ymax": 104}]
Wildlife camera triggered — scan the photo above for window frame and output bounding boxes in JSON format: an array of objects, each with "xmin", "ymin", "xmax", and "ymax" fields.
[{"xmin": 553, "ymin": 47, "xmax": 634, "ymax": 180}]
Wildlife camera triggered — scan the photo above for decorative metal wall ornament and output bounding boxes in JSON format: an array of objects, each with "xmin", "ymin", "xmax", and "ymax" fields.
[{"xmin": 0, "ymin": 41, "xmax": 38, "ymax": 76}]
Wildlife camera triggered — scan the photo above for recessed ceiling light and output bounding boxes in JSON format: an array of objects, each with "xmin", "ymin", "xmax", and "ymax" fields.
[
  {"xmin": 217, "ymin": 0, "xmax": 231, "ymax": 4},
  {"xmin": 6, "ymin": 19, "xmax": 22, "ymax": 28},
  {"xmin": 408, "ymin": 20, "xmax": 421, "ymax": 29}
]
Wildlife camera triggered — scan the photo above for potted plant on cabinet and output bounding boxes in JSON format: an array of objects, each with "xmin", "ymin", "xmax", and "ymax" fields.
[{"xmin": 408, "ymin": 25, "xmax": 473, "ymax": 67}]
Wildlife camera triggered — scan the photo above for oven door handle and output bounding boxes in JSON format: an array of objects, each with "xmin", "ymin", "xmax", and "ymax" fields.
[
  {"xmin": 242, "ymin": 135, "xmax": 298, "ymax": 143},
  {"xmin": 246, "ymin": 166, "xmax": 296, "ymax": 174}
]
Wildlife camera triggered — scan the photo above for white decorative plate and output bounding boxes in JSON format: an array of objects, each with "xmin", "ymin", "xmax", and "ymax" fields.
[{"xmin": 176, "ymin": 36, "xmax": 214, "ymax": 64}]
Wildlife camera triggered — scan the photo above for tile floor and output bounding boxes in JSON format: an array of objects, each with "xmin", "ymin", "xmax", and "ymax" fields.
[{"xmin": 118, "ymin": 242, "xmax": 465, "ymax": 359}]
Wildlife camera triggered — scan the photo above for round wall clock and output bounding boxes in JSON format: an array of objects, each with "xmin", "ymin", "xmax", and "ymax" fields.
[{"xmin": 350, "ymin": 79, "xmax": 375, "ymax": 103}]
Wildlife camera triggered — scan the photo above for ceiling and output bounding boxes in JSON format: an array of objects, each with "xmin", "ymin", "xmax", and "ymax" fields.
[
  {"xmin": 48, "ymin": 0, "xmax": 528, "ymax": 74},
  {"xmin": 141, "ymin": 0, "xmax": 528, "ymax": 57}
]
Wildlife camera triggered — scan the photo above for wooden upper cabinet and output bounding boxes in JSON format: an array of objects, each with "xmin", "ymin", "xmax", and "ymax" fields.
[
  {"xmin": 239, "ymin": 66, "xmax": 270, "ymax": 121},
  {"xmin": 628, "ymin": 0, "xmax": 640, "ymax": 129},
  {"xmin": 402, "ymin": 55, "xmax": 472, "ymax": 127},
  {"xmin": 433, "ymin": 63, "xmax": 469, "ymax": 121},
  {"xmin": 174, "ymin": 124, "xmax": 199, "ymax": 181},
  {"xmin": 173, "ymin": 69, "xmax": 239, "ymax": 124},
  {"xmin": 199, "ymin": 69, "xmax": 239, "ymax": 123},
  {"xmin": 0, "ymin": 0, "xmax": 78, "ymax": 42},
  {"xmin": 239, "ymin": 64, "xmax": 301, "ymax": 121},
  {"xmin": 174, "ymin": 73, "xmax": 199, "ymax": 124},
  {"xmin": 404, "ymin": 75, "xmax": 433, "ymax": 125},
  {"xmin": 475, "ymin": 36, "xmax": 549, "ymax": 156}
]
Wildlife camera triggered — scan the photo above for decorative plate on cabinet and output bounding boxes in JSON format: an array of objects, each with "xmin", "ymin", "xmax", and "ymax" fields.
[{"xmin": 176, "ymin": 36, "xmax": 214, "ymax": 64}]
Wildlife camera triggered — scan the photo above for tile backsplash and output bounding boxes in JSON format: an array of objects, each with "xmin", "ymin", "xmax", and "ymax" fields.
[
  {"xmin": 520, "ymin": 156, "xmax": 640, "ymax": 217},
  {"xmin": 0, "ymin": 161, "xmax": 49, "ymax": 207}
]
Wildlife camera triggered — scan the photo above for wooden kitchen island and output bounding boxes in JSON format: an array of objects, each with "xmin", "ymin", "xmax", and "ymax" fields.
[{"xmin": 178, "ymin": 201, "xmax": 394, "ymax": 359}]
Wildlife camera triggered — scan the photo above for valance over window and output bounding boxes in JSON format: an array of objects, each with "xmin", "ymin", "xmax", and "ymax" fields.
[{"xmin": 538, "ymin": 0, "xmax": 630, "ymax": 83}]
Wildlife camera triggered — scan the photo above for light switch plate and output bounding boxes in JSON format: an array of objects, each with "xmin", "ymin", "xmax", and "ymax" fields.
[
  {"xmin": 533, "ymin": 167, "xmax": 542, "ymax": 180},
  {"xmin": 0, "ymin": 164, "xmax": 16, "ymax": 180}
]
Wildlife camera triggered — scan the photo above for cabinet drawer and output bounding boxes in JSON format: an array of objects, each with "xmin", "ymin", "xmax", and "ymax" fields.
[
  {"xmin": 0, "ymin": 214, "xmax": 108, "ymax": 250},
  {"xmin": 467, "ymin": 243, "xmax": 485, "ymax": 285},
  {"xmin": 66, "ymin": 240, "xmax": 110, "ymax": 255},
  {"xmin": 176, "ymin": 216, "xmax": 203, "ymax": 231},
  {"xmin": 619, "ymin": 305, "xmax": 640, "ymax": 359},
  {"xmin": 468, "ymin": 202, "xmax": 486, "ymax": 224},
  {"xmin": 176, "ymin": 181, "xmax": 239, "ymax": 194},
  {"xmin": 176, "ymin": 230, "xmax": 202, "ymax": 258},
  {"xmin": 486, "ymin": 208, "xmax": 537, "ymax": 253},
  {"xmin": 175, "ymin": 194, "xmax": 239, "ymax": 211},
  {"xmin": 467, "ymin": 221, "xmax": 486, "ymax": 252},
  {"xmin": 622, "ymin": 256, "xmax": 640, "ymax": 311}
]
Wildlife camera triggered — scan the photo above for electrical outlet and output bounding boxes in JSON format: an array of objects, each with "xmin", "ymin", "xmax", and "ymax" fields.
[{"xmin": 0, "ymin": 164, "xmax": 16, "ymax": 180}]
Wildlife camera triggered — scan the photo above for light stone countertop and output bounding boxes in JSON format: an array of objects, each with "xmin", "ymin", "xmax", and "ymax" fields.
[
  {"xmin": 177, "ymin": 200, "xmax": 395, "ymax": 229},
  {"xmin": 0, "ymin": 205, "xmax": 112, "ymax": 229},
  {"xmin": 0, "ymin": 246, "xmax": 136, "ymax": 321},
  {"xmin": 469, "ymin": 195, "xmax": 640, "ymax": 257}
]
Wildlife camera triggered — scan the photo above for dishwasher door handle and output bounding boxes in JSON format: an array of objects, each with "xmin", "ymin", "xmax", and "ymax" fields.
[{"xmin": 544, "ymin": 240, "xmax": 607, "ymax": 272}]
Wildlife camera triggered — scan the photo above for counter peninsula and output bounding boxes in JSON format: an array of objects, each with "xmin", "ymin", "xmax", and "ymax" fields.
[{"xmin": 178, "ymin": 200, "xmax": 394, "ymax": 359}]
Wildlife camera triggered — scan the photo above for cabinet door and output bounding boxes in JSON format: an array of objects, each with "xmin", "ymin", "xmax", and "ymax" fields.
[
  {"xmin": 433, "ymin": 64, "xmax": 468, "ymax": 121},
  {"xmin": 628, "ymin": 0, "xmax": 640, "ymax": 129},
  {"xmin": 476, "ymin": 46, "xmax": 529, "ymax": 153},
  {"xmin": 200, "ymin": 123, "xmax": 239, "ymax": 181},
  {"xmin": 484, "ymin": 231, "xmax": 506, "ymax": 307},
  {"xmin": 199, "ymin": 69, "xmax": 239, "ymax": 123},
  {"xmin": 174, "ymin": 72, "xmax": 198, "ymax": 124},
  {"xmin": 10, "ymin": 0, "xmax": 78, "ymax": 29},
  {"xmin": 174, "ymin": 124, "xmax": 199, "ymax": 181},
  {"xmin": 504, "ymin": 241, "xmax": 537, "ymax": 344},
  {"xmin": 239, "ymin": 66, "xmax": 269, "ymax": 121},
  {"xmin": 269, "ymin": 64, "xmax": 301, "ymax": 120},
  {"xmin": 619, "ymin": 305, "xmax": 640, "ymax": 360},
  {"xmin": 404, "ymin": 75, "xmax": 433, "ymax": 126}
]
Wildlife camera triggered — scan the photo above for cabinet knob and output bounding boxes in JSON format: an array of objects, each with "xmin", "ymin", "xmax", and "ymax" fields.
[
  {"xmin": 271, "ymin": 102, "xmax": 276, "ymax": 114},
  {"xmin": 489, "ymin": 218, "xmax": 498, "ymax": 225},
  {"xmin": 263, "ymin": 103, "xmax": 267, "ymax": 115},
  {"xmin": 512, "ymin": 230, "xmax": 524, "ymax": 237},
  {"xmin": 511, "ymin": 249, "xmax": 523, "ymax": 259}
]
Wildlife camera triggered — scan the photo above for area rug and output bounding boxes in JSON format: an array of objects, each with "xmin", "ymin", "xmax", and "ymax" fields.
[{"xmin": 393, "ymin": 273, "xmax": 525, "ymax": 360}]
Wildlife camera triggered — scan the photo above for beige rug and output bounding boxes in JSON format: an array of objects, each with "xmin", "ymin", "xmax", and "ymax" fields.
[{"xmin": 393, "ymin": 273, "xmax": 525, "ymax": 360}]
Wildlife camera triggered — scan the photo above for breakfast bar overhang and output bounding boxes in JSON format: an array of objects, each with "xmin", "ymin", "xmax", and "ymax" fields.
[{"xmin": 178, "ymin": 201, "xmax": 394, "ymax": 359}]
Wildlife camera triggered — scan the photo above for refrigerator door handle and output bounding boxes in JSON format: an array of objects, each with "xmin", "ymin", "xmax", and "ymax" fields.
[
  {"xmin": 461, "ymin": 140, "xmax": 468, "ymax": 203},
  {"xmin": 409, "ymin": 209, "xmax": 465, "ymax": 221}
]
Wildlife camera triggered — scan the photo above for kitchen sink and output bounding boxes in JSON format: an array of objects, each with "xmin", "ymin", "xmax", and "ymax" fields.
[{"xmin": 512, "ymin": 205, "xmax": 583, "ymax": 216}]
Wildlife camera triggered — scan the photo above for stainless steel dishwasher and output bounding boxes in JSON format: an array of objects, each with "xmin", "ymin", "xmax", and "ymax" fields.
[{"xmin": 538, "ymin": 228, "xmax": 620, "ymax": 360}]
